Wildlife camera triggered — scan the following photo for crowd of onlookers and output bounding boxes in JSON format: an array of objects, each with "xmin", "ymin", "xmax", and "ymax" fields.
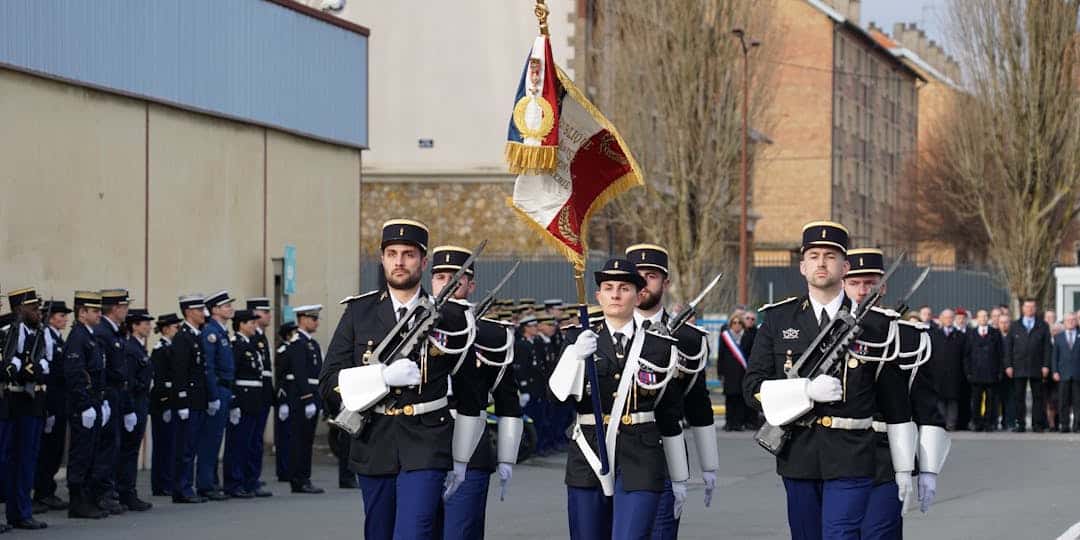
[{"xmin": 713, "ymin": 300, "xmax": 1079, "ymax": 434}]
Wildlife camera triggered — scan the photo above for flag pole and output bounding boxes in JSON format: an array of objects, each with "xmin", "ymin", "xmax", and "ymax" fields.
[{"xmin": 574, "ymin": 264, "xmax": 610, "ymax": 476}]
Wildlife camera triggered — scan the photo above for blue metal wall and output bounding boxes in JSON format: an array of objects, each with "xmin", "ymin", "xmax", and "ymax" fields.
[{"xmin": 0, "ymin": 0, "xmax": 368, "ymax": 148}]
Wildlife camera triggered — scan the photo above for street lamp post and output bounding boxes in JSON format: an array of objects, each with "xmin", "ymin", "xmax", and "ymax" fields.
[{"xmin": 732, "ymin": 28, "xmax": 759, "ymax": 306}]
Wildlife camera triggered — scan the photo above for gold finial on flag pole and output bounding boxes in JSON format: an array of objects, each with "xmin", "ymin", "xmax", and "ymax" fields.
[{"xmin": 534, "ymin": 0, "xmax": 550, "ymax": 36}]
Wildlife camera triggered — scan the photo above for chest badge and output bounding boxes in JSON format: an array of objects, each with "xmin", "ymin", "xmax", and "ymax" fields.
[
  {"xmin": 208, "ymin": 333, "xmax": 217, "ymax": 344},
  {"xmin": 307, "ymin": 342, "xmax": 315, "ymax": 351},
  {"xmin": 782, "ymin": 328, "xmax": 800, "ymax": 340}
]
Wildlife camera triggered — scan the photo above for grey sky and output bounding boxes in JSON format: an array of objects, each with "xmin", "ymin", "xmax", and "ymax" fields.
[{"xmin": 860, "ymin": 0, "xmax": 949, "ymax": 52}]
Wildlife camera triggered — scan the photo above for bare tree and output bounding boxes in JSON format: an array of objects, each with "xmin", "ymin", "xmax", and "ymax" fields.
[
  {"xmin": 930, "ymin": 0, "xmax": 1080, "ymax": 305},
  {"xmin": 585, "ymin": 0, "xmax": 778, "ymax": 309}
]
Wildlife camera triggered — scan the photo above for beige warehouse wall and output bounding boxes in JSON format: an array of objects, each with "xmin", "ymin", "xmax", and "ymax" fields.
[
  {"xmin": 146, "ymin": 104, "xmax": 265, "ymax": 318},
  {"xmin": 0, "ymin": 70, "xmax": 146, "ymax": 301},
  {"xmin": 266, "ymin": 131, "xmax": 361, "ymax": 343}
]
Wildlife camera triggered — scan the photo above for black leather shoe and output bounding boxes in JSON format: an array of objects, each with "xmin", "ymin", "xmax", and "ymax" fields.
[
  {"xmin": 98, "ymin": 498, "xmax": 126, "ymax": 515},
  {"xmin": 171, "ymin": 495, "xmax": 207, "ymax": 504},
  {"xmin": 339, "ymin": 478, "xmax": 358, "ymax": 490},
  {"xmin": 198, "ymin": 490, "xmax": 229, "ymax": 502},
  {"xmin": 253, "ymin": 488, "xmax": 273, "ymax": 498},
  {"xmin": 291, "ymin": 484, "xmax": 324, "ymax": 494},
  {"xmin": 227, "ymin": 490, "xmax": 255, "ymax": 499},
  {"xmin": 37, "ymin": 495, "xmax": 68, "ymax": 511},
  {"xmin": 1011, "ymin": 426, "xmax": 1026, "ymax": 433},
  {"xmin": 0, "ymin": 522, "xmax": 10, "ymax": 533},
  {"xmin": 31, "ymin": 500, "xmax": 49, "ymax": 514},
  {"xmin": 151, "ymin": 490, "xmax": 169, "ymax": 497},
  {"xmin": 12, "ymin": 518, "xmax": 48, "ymax": 530},
  {"xmin": 120, "ymin": 497, "xmax": 153, "ymax": 511}
]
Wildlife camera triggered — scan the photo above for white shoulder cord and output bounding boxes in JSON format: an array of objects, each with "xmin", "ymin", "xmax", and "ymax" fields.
[
  {"xmin": 442, "ymin": 310, "xmax": 479, "ymax": 376},
  {"xmin": 850, "ymin": 320, "xmax": 900, "ymax": 363},
  {"xmin": 898, "ymin": 331, "xmax": 932, "ymax": 370},
  {"xmin": 675, "ymin": 335, "xmax": 709, "ymax": 375}
]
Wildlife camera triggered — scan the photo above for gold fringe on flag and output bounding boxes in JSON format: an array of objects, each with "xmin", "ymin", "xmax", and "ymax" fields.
[{"xmin": 505, "ymin": 142, "xmax": 558, "ymax": 175}]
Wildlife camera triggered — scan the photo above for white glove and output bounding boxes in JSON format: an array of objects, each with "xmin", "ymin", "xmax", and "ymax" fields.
[
  {"xmin": 163, "ymin": 409, "xmax": 172, "ymax": 423},
  {"xmin": 895, "ymin": 472, "xmax": 916, "ymax": 504},
  {"xmin": 229, "ymin": 408, "xmax": 241, "ymax": 425},
  {"xmin": 702, "ymin": 470, "xmax": 717, "ymax": 507},
  {"xmin": 123, "ymin": 412, "xmax": 137, "ymax": 433},
  {"xmin": 101, "ymin": 400, "xmax": 112, "ymax": 425},
  {"xmin": 672, "ymin": 480, "xmax": 688, "ymax": 519},
  {"xmin": 207, "ymin": 399, "xmax": 221, "ymax": 416},
  {"xmin": 40, "ymin": 358, "xmax": 50, "ymax": 375},
  {"xmin": 918, "ymin": 472, "xmax": 937, "ymax": 513},
  {"xmin": 81, "ymin": 407, "xmax": 97, "ymax": 429},
  {"xmin": 442, "ymin": 461, "xmax": 468, "ymax": 501},
  {"xmin": 519, "ymin": 392, "xmax": 531, "ymax": 407},
  {"xmin": 497, "ymin": 463, "xmax": 513, "ymax": 501},
  {"xmin": 304, "ymin": 403, "xmax": 317, "ymax": 419},
  {"xmin": 806, "ymin": 375, "xmax": 843, "ymax": 403},
  {"xmin": 382, "ymin": 360, "xmax": 421, "ymax": 387},
  {"xmin": 278, "ymin": 404, "xmax": 290, "ymax": 422},
  {"xmin": 178, "ymin": 408, "xmax": 190, "ymax": 421},
  {"xmin": 10, "ymin": 358, "xmax": 22, "ymax": 372},
  {"xmin": 44, "ymin": 415, "xmax": 56, "ymax": 434},
  {"xmin": 574, "ymin": 330, "xmax": 599, "ymax": 358}
]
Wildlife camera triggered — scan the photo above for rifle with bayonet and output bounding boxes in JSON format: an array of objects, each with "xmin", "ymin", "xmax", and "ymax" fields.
[
  {"xmin": 754, "ymin": 253, "xmax": 905, "ymax": 455},
  {"xmin": 657, "ymin": 273, "xmax": 723, "ymax": 337},
  {"xmin": 474, "ymin": 261, "xmax": 520, "ymax": 319},
  {"xmin": 330, "ymin": 240, "xmax": 488, "ymax": 437}
]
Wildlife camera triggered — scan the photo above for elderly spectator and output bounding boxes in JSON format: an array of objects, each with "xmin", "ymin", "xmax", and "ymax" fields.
[
  {"xmin": 931, "ymin": 309, "xmax": 968, "ymax": 430},
  {"xmin": 1052, "ymin": 312, "xmax": 1080, "ymax": 433},
  {"xmin": 1045, "ymin": 310, "xmax": 1059, "ymax": 327},
  {"xmin": 1005, "ymin": 299, "xmax": 1053, "ymax": 432},
  {"xmin": 718, "ymin": 310, "xmax": 753, "ymax": 431},
  {"xmin": 965, "ymin": 309, "xmax": 1002, "ymax": 431},
  {"xmin": 955, "ymin": 308, "xmax": 970, "ymax": 333},
  {"xmin": 919, "ymin": 305, "xmax": 934, "ymax": 326},
  {"xmin": 1048, "ymin": 322, "xmax": 1065, "ymax": 430},
  {"xmin": 995, "ymin": 313, "xmax": 1016, "ymax": 430},
  {"xmin": 954, "ymin": 308, "xmax": 972, "ymax": 428}
]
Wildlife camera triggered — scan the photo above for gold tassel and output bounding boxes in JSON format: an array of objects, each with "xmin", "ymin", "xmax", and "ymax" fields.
[{"xmin": 505, "ymin": 142, "xmax": 558, "ymax": 175}]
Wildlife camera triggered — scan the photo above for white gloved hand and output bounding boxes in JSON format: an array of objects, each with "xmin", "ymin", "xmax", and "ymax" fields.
[
  {"xmin": 81, "ymin": 407, "xmax": 97, "ymax": 429},
  {"xmin": 702, "ymin": 470, "xmax": 717, "ymax": 507},
  {"xmin": 44, "ymin": 415, "xmax": 56, "ymax": 434},
  {"xmin": 519, "ymin": 392, "xmax": 531, "ymax": 407},
  {"xmin": 382, "ymin": 360, "xmax": 421, "ymax": 387},
  {"xmin": 40, "ymin": 358, "xmax": 50, "ymax": 375},
  {"xmin": 123, "ymin": 412, "xmax": 137, "ymax": 432},
  {"xmin": 672, "ymin": 480, "xmax": 688, "ymax": 519},
  {"xmin": 304, "ymin": 403, "xmax": 317, "ymax": 419},
  {"xmin": 163, "ymin": 409, "xmax": 172, "ymax": 423},
  {"xmin": 895, "ymin": 472, "xmax": 916, "ymax": 504},
  {"xmin": 229, "ymin": 408, "xmax": 241, "ymax": 425},
  {"xmin": 574, "ymin": 330, "xmax": 599, "ymax": 358},
  {"xmin": 918, "ymin": 472, "xmax": 938, "ymax": 513},
  {"xmin": 10, "ymin": 358, "xmax": 22, "ymax": 372},
  {"xmin": 497, "ymin": 463, "xmax": 513, "ymax": 501},
  {"xmin": 806, "ymin": 375, "xmax": 843, "ymax": 403},
  {"xmin": 178, "ymin": 408, "xmax": 190, "ymax": 421},
  {"xmin": 207, "ymin": 399, "xmax": 221, "ymax": 416},
  {"xmin": 442, "ymin": 461, "xmax": 468, "ymax": 501},
  {"xmin": 101, "ymin": 400, "xmax": 112, "ymax": 425},
  {"xmin": 278, "ymin": 404, "xmax": 290, "ymax": 422}
]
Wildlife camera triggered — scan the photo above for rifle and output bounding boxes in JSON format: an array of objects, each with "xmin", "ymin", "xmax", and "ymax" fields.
[
  {"xmin": 754, "ymin": 253, "xmax": 904, "ymax": 455},
  {"xmin": 654, "ymin": 273, "xmax": 723, "ymax": 337},
  {"xmin": 474, "ymin": 261, "xmax": 521, "ymax": 319},
  {"xmin": 892, "ymin": 266, "xmax": 931, "ymax": 316},
  {"xmin": 22, "ymin": 300, "xmax": 51, "ymax": 397},
  {"xmin": 331, "ymin": 240, "xmax": 488, "ymax": 437}
]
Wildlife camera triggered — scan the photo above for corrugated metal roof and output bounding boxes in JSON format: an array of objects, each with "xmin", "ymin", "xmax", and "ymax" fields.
[{"xmin": 0, "ymin": 0, "xmax": 368, "ymax": 148}]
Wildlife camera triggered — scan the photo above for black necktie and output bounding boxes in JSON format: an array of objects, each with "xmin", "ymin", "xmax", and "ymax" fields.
[
  {"xmin": 397, "ymin": 307, "xmax": 407, "ymax": 321},
  {"xmin": 613, "ymin": 332, "xmax": 626, "ymax": 358},
  {"xmin": 642, "ymin": 320, "xmax": 652, "ymax": 331},
  {"xmin": 819, "ymin": 308, "xmax": 829, "ymax": 333}
]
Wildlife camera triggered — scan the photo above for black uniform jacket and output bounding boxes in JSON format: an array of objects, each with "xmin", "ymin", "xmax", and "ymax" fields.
[{"xmin": 320, "ymin": 289, "xmax": 471, "ymax": 476}]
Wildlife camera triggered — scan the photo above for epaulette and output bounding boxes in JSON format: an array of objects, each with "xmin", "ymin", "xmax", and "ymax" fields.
[
  {"xmin": 480, "ymin": 317, "xmax": 512, "ymax": 327},
  {"xmin": 759, "ymin": 297, "xmax": 797, "ymax": 312},
  {"xmin": 897, "ymin": 319, "xmax": 930, "ymax": 330},
  {"xmin": 339, "ymin": 290, "xmax": 381, "ymax": 304},
  {"xmin": 447, "ymin": 298, "xmax": 473, "ymax": 308},
  {"xmin": 683, "ymin": 322, "xmax": 709, "ymax": 335},
  {"xmin": 276, "ymin": 345, "xmax": 287, "ymax": 354},
  {"xmin": 869, "ymin": 306, "xmax": 901, "ymax": 318},
  {"xmin": 153, "ymin": 340, "xmax": 166, "ymax": 350},
  {"xmin": 289, "ymin": 333, "xmax": 301, "ymax": 343}
]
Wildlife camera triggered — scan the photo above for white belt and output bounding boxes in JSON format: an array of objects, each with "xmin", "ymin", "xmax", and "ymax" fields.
[
  {"xmin": 235, "ymin": 380, "xmax": 263, "ymax": 388},
  {"xmin": 307, "ymin": 378, "xmax": 318, "ymax": 385},
  {"xmin": 872, "ymin": 421, "xmax": 887, "ymax": 433},
  {"xmin": 285, "ymin": 374, "xmax": 295, "ymax": 380},
  {"xmin": 816, "ymin": 416, "xmax": 874, "ymax": 430},
  {"xmin": 7, "ymin": 384, "xmax": 45, "ymax": 393},
  {"xmin": 374, "ymin": 397, "xmax": 449, "ymax": 416},
  {"xmin": 261, "ymin": 371, "xmax": 272, "ymax": 378},
  {"xmin": 163, "ymin": 382, "xmax": 173, "ymax": 388},
  {"xmin": 578, "ymin": 411, "xmax": 655, "ymax": 426}
]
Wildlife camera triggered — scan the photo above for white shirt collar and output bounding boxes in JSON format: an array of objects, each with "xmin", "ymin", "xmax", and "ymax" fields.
[
  {"xmin": 255, "ymin": 327, "xmax": 264, "ymax": 336},
  {"xmin": 184, "ymin": 320, "xmax": 201, "ymax": 336},
  {"xmin": 210, "ymin": 318, "xmax": 228, "ymax": 333},
  {"xmin": 391, "ymin": 289, "xmax": 422, "ymax": 319},
  {"xmin": 136, "ymin": 336, "xmax": 146, "ymax": 347},
  {"xmin": 160, "ymin": 336, "xmax": 172, "ymax": 346},
  {"xmin": 298, "ymin": 328, "xmax": 313, "ymax": 340},
  {"xmin": 633, "ymin": 308, "xmax": 664, "ymax": 328},
  {"xmin": 809, "ymin": 291, "xmax": 845, "ymax": 324},
  {"xmin": 103, "ymin": 316, "xmax": 120, "ymax": 332},
  {"xmin": 84, "ymin": 322, "xmax": 95, "ymax": 335},
  {"xmin": 604, "ymin": 317, "xmax": 635, "ymax": 341},
  {"xmin": 238, "ymin": 333, "xmax": 251, "ymax": 343}
]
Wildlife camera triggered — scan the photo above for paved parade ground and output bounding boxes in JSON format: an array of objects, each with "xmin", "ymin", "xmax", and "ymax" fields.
[{"xmin": 35, "ymin": 431, "xmax": 1080, "ymax": 540}]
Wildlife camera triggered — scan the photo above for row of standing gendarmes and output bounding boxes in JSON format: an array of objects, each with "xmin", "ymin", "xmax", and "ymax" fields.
[{"xmin": 0, "ymin": 287, "xmax": 336, "ymax": 532}]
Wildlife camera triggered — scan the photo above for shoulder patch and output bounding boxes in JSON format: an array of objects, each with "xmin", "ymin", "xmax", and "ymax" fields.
[
  {"xmin": 207, "ymin": 333, "xmax": 217, "ymax": 343},
  {"xmin": 759, "ymin": 297, "xmax": 798, "ymax": 312},
  {"xmin": 339, "ymin": 290, "xmax": 380, "ymax": 304}
]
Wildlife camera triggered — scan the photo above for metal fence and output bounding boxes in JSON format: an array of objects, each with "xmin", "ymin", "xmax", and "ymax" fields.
[{"xmin": 360, "ymin": 256, "xmax": 1009, "ymax": 312}]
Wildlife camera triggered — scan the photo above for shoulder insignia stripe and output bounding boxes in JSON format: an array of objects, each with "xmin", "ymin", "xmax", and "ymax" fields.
[
  {"xmin": 339, "ymin": 290, "xmax": 380, "ymax": 304},
  {"xmin": 759, "ymin": 297, "xmax": 798, "ymax": 311}
]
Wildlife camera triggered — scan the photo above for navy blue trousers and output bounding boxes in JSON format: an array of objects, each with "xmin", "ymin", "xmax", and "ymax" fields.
[
  {"xmin": 93, "ymin": 393, "xmax": 121, "ymax": 497},
  {"xmin": 359, "ymin": 469, "xmax": 445, "ymax": 540},
  {"xmin": 33, "ymin": 412, "xmax": 66, "ymax": 500},
  {"xmin": 443, "ymin": 469, "xmax": 491, "ymax": 540},
  {"xmin": 651, "ymin": 480, "xmax": 680, "ymax": 540},
  {"xmin": 861, "ymin": 481, "xmax": 903, "ymax": 540},
  {"xmin": 5, "ymin": 415, "xmax": 44, "ymax": 522},
  {"xmin": 248, "ymin": 406, "xmax": 269, "ymax": 492},
  {"xmin": 150, "ymin": 409, "xmax": 175, "ymax": 495},
  {"xmin": 67, "ymin": 407, "xmax": 101, "ymax": 491},
  {"xmin": 117, "ymin": 399, "xmax": 149, "ymax": 499},
  {"xmin": 223, "ymin": 410, "xmax": 259, "ymax": 494},
  {"xmin": 173, "ymin": 409, "xmax": 206, "ymax": 498},
  {"xmin": 783, "ymin": 476, "xmax": 874, "ymax": 540},
  {"xmin": 567, "ymin": 472, "xmax": 661, "ymax": 540},
  {"xmin": 196, "ymin": 391, "xmax": 230, "ymax": 492},
  {"xmin": 274, "ymin": 412, "xmax": 291, "ymax": 481}
]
